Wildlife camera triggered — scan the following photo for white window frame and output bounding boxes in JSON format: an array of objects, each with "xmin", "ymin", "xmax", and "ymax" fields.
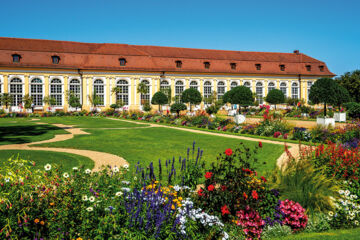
[
  {"xmin": 291, "ymin": 82, "xmax": 299, "ymax": 99},
  {"xmin": 217, "ymin": 81, "xmax": 226, "ymax": 100},
  {"xmin": 29, "ymin": 76, "xmax": 44, "ymax": 107},
  {"xmin": 230, "ymin": 81, "xmax": 238, "ymax": 90},
  {"xmin": 280, "ymin": 82, "xmax": 287, "ymax": 98},
  {"xmin": 268, "ymin": 81, "xmax": 276, "ymax": 94},
  {"xmin": 69, "ymin": 77, "xmax": 82, "ymax": 104},
  {"xmin": 203, "ymin": 80, "xmax": 213, "ymax": 104},
  {"xmin": 189, "ymin": 80, "xmax": 199, "ymax": 91},
  {"xmin": 175, "ymin": 80, "xmax": 184, "ymax": 103},
  {"xmin": 140, "ymin": 79, "xmax": 151, "ymax": 105},
  {"xmin": 116, "ymin": 79, "xmax": 130, "ymax": 106},
  {"xmin": 256, "ymin": 81, "xmax": 264, "ymax": 104},
  {"xmin": 9, "ymin": 76, "xmax": 25, "ymax": 107}
]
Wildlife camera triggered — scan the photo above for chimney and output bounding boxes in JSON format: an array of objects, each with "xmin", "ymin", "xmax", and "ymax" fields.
[{"xmin": 293, "ymin": 50, "xmax": 300, "ymax": 55}]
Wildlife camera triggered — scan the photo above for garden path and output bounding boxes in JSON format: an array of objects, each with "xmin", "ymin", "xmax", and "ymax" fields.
[
  {"xmin": 107, "ymin": 118, "xmax": 299, "ymax": 168},
  {"xmin": 0, "ymin": 123, "xmax": 129, "ymax": 171}
]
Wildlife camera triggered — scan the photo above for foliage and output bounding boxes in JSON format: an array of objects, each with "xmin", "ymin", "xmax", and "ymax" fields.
[
  {"xmin": 43, "ymin": 96, "xmax": 57, "ymax": 107},
  {"xmin": 309, "ymin": 78, "xmax": 339, "ymax": 117},
  {"xmin": 67, "ymin": 91, "xmax": 82, "ymax": 110},
  {"xmin": 292, "ymin": 127, "xmax": 312, "ymax": 142},
  {"xmin": 280, "ymin": 199, "xmax": 308, "ymax": 232},
  {"xmin": 110, "ymin": 103, "xmax": 119, "ymax": 110},
  {"xmin": 1, "ymin": 93, "xmax": 12, "ymax": 109},
  {"xmin": 262, "ymin": 223, "xmax": 293, "ymax": 239},
  {"xmin": 303, "ymin": 213, "xmax": 331, "ymax": 233},
  {"xmin": 88, "ymin": 89, "xmax": 102, "ymax": 108},
  {"xmin": 333, "ymin": 85, "xmax": 352, "ymax": 108},
  {"xmin": 181, "ymin": 88, "xmax": 202, "ymax": 111},
  {"xmin": 142, "ymin": 102, "xmax": 152, "ymax": 112},
  {"xmin": 222, "ymin": 86, "xmax": 254, "ymax": 109},
  {"xmin": 160, "ymin": 88, "xmax": 172, "ymax": 105},
  {"xmin": 344, "ymin": 102, "xmax": 360, "ymax": 119},
  {"xmin": 265, "ymin": 89, "xmax": 285, "ymax": 109},
  {"xmin": 22, "ymin": 94, "xmax": 33, "ymax": 109},
  {"xmin": 336, "ymin": 70, "xmax": 360, "ymax": 102},
  {"xmin": 205, "ymin": 100, "xmax": 223, "ymax": 115},
  {"xmin": 286, "ymin": 97, "xmax": 302, "ymax": 107},
  {"xmin": 170, "ymin": 103, "xmax": 187, "ymax": 117},
  {"xmin": 151, "ymin": 91, "xmax": 168, "ymax": 111}
]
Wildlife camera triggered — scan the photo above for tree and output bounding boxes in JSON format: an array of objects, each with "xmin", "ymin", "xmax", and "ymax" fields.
[
  {"xmin": 309, "ymin": 78, "xmax": 338, "ymax": 117},
  {"xmin": 137, "ymin": 82, "xmax": 149, "ymax": 105},
  {"xmin": 160, "ymin": 88, "xmax": 172, "ymax": 105},
  {"xmin": 23, "ymin": 94, "xmax": 33, "ymax": 109},
  {"xmin": 1, "ymin": 93, "xmax": 13, "ymax": 110},
  {"xmin": 151, "ymin": 91, "xmax": 168, "ymax": 111},
  {"xmin": 181, "ymin": 88, "xmax": 202, "ymax": 111},
  {"xmin": 333, "ymin": 85, "xmax": 352, "ymax": 108},
  {"xmin": 66, "ymin": 91, "xmax": 82, "ymax": 111},
  {"xmin": 222, "ymin": 86, "xmax": 254, "ymax": 113},
  {"xmin": 336, "ymin": 70, "xmax": 360, "ymax": 102},
  {"xmin": 170, "ymin": 103, "xmax": 187, "ymax": 117},
  {"xmin": 265, "ymin": 89, "xmax": 285, "ymax": 109},
  {"xmin": 43, "ymin": 96, "xmax": 57, "ymax": 106},
  {"xmin": 88, "ymin": 89, "xmax": 102, "ymax": 109}
]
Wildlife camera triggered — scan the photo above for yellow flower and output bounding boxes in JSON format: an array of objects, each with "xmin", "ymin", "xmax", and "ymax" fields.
[
  {"xmin": 34, "ymin": 219, "xmax": 40, "ymax": 224},
  {"xmin": 178, "ymin": 197, "xmax": 183, "ymax": 201},
  {"xmin": 76, "ymin": 238, "xmax": 83, "ymax": 240},
  {"xmin": 171, "ymin": 204, "xmax": 175, "ymax": 210}
]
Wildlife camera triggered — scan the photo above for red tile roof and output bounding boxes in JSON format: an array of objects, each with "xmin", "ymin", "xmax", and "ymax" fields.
[{"xmin": 0, "ymin": 37, "xmax": 334, "ymax": 76}]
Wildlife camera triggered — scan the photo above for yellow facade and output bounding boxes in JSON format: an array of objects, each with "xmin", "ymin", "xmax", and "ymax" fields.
[{"xmin": 0, "ymin": 67, "xmax": 319, "ymax": 112}]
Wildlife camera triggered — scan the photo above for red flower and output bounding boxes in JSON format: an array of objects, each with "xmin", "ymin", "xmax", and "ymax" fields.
[
  {"xmin": 221, "ymin": 205, "xmax": 230, "ymax": 216},
  {"xmin": 261, "ymin": 176, "xmax": 267, "ymax": 182},
  {"xmin": 197, "ymin": 189, "xmax": 204, "ymax": 197},
  {"xmin": 205, "ymin": 172, "xmax": 213, "ymax": 179},
  {"xmin": 207, "ymin": 184, "xmax": 215, "ymax": 191},
  {"xmin": 221, "ymin": 185, "xmax": 227, "ymax": 191},
  {"xmin": 258, "ymin": 142, "xmax": 263, "ymax": 148},
  {"xmin": 243, "ymin": 192, "xmax": 248, "ymax": 199},
  {"xmin": 252, "ymin": 190, "xmax": 259, "ymax": 200},
  {"xmin": 225, "ymin": 148, "xmax": 233, "ymax": 156}
]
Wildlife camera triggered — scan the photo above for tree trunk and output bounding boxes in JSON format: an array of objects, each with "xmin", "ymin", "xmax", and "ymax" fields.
[
  {"xmin": 190, "ymin": 104, "xmax": 192, "ymax": 112},
  {"xmin": 275, "ymin": 104, "xmax": 277, "ymax": 110},
  {"xmin": 158, "ymin": 104, "xmax": 161, "ymax": 112},
  {"xmin": 324, "ymin": 102, "xmax": 327, "ymax": 117}
]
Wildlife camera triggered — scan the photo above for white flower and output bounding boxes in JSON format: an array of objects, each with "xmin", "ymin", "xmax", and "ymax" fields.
[
  {"xmin": 355, "ymin": 220, "xmax": 359, "ymax": 226},
  {"xmin": 82, "ymin": 195, "xmax": 88, "ymax": 201},
  {"xmin": 133, "ymin": 176, "xmax": 137, "ymax": 181},
  {"xmin": 85, "ymin": 169, "xmax": 91, "ymax": 174},
  {"xmin": 5, "ymin": 178, "xmax": 10, "ymax": 183},
  {"xmin": 72, "ymin": 167, "xmax": 78, "ymax": 171},
  {"xmin": 8, "ymin": 172, "xmax": 12, "ymax": 176},
  {"xmin": 89, "ymin": 196, "xmax": 95, "ymax": 202},
  {"xmin": 63, "ymin": 172, "xmax": 69, "ymax": 178},
  {"xmin": 113, "ymin": 166, "xmax": 120, "ymax": 173},
  {"xmin": 174, "ymin": 185, "xmax": 181, "ymax": 192},
  {"xmin": 123, "ymin": 164, "xmax": 129, "ymax": 170},
  {"xmin": 44, "ymin": 164, "xmax": 52, "ymax": 171},
  {"xmin": 345, "ymin": 190, "xmax": 351, "ymax": 196},
  {"xmin": 222, "ymin": 231, "xmax": 229, "ymax": 240},
  {"xmin": 121, "ymin": 187, "xmax": 131, "ymax": 192},
  {"xmin": 121, "ymin": 181, "xmax": 130, "ymax": 185},
  {"xmin": 328, "ymin": 211, "xmax": 334, "ymax": 217},
  {"xmin": 115, "ymin": 191, "xmax": 123, "ymax": 197},
  {"xmin": 86, "ymin": 207, "xmax": 93, "ymax": 212}
]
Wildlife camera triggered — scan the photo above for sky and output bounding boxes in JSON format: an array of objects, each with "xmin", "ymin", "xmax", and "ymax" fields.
[{"xmin": 0, "ymin": 0, "xmax": 359, "ymax": 76}]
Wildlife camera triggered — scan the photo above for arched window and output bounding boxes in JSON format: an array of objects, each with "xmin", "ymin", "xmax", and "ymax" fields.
[
  {"xmin": 243, "ymin": 81, "xmax": 251, "ymax": 88},
  {"xmin": 30, "ymin": 78, "xmax": 43, "ymax": 106},
  {"xmin": 230, "ymin": 81, "xmax": 238, "ymax": 90},
  {"xmin": 140, "ymin": 80, "xmax": 150, "ymax": 105},
  {"xmin": 307, "ymin": 81, "xmax": 313, "ymax": 102},
  {"xmin": 280, "ymin": 82, "xmax": 287, "ymax": 97},
  {"xmin": 93, "ymin": 79, "xmax": 105, "ymax": 106},
  {"xmin": 160, "ymin": 80, "xmax": 170, "ymax": 91},
  {"xmin": 175, "ymin": 81, "xmax": 184, "ymax": 103},
  {"xmin": 116, "ymin": 80, "xmax": 129, "ymax": 105},
  {"xmin": 291, "ymin": 82, "xmax": 299, "ymax": 99},
  {"xmin": 256, "ymin": 82, "xmax": 264, "ymax": 104},
  {"xmin": 217, "ymin": 81, "xmax": 225, "ymax": 100},
  {"xmin": 203, "ymin": 81, "xmax": 212, "ymax": 104},
  {"xmin": 268, "ymin": 82, "xmax": 275, "ymax": 93},
  {"xmin": 10, "ymin": 78, "xmax": 23, "ymax": 106},
  {"xmin": 69, "ymin": 79, "xmax": 81, "ymax": 103},
  {"xmin": 50, "ymin": 79, "xmax": 63, "ymax": 106},
  {"xmin": 189, "ymin": 81, "xmax": 198, "ymax": 91}
]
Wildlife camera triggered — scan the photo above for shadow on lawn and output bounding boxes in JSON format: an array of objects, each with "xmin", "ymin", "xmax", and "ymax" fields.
[{"xmin": 0, "ymin": 125, "xmax": 62, "ymax": 145}]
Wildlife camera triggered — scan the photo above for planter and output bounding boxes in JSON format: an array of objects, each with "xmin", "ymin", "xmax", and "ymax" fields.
[
  {"xmin": 68, "ymin": 107, "xmax": 81, "ymax": 112},
  {"xmin": 26, "ymin": 109, "xmax": 33, "ymax": 113},
  {"xmin": 334, "ymin": 112, "xmax": 346, "ymax": 122},
  {"xmin": 228, "ymin": 110, "xmax": 237, "ymax": 116},
  {"xmin": 316, "ymin": 117, "xmax": 335, "ymax": 127},
  {"xmin": 234, "ymin": 114, "xmax": 246, "ymax": 124},
  {"xmin": 301, "ymin": 113, "xmax": 309, "ymax": 118}
]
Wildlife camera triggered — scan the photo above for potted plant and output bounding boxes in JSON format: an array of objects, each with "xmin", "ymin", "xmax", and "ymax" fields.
[
  {"xmin": 137, "ymin": 82, "xmax": 149, "ymax": 111},
  {"xmin": 23, "ymin": 94, "xmax": 33, "ymax": 113},
  {"xmin": 300, "ymin": 106, "xmax": 311, "ymax": 118},
  {"xmin": 223, "ymin": 86, "xmax": 254, "ymax": 124},
  {"xmin": 309, "ymin": 78, "xmax": 338, "ymax": 127},
  {"xmin": 333, "ymin": 85, "xmax": 351, "ymax": 122},
  {"xmin": 170, "ymin": 103, "xmax": 187, "ymax": 117},
  {"xmin": 1, "ymin": 93, "xmax": 12, "ymax": 113},
  {"xmin": 265, "ymin": 89, "xmax": 285, "ymax": 110},
  {"xmin": 67, "ymin": 91, "xmax": 82, "ymax": 112},
  {"xmin": 181, "ymin": 88, "xmax": 202, "ymax": 114},
  {"xmin": 151, "ymin": 91, "xmax": 169, "ymax": 112},
  {"xmin": 88, "ymin": 89, "xmax": 102, "ymax": 112},
  {"xmin": 43, "ymin": 96, "xmax": 57, "ymax": 113}
]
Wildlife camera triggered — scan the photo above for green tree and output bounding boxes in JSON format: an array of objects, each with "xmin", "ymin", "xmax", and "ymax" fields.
[
  {"xmin": 309, "ymin": 78, "xmax": 338, "ymax": 117},
  {"xmin": 1, "ymin": 93, "xmax": 13, "ymax": 110},
  {"xmin": 181, "ymin": 88, "xmax": 202, "ymax": 111},
  {"xmin": 170, "ymin": 103, "xmax": 187, "ymax": 117},
  {"xmin": 151, "ymin": 91, "xmax": 168, "ymax": 111},
  {"xmin": 265, "ymin": 89, "xmax": 285, "ymax": 109},
  {"xmin": 66, "ymin": 91, "xmax": 82, "ymax": 111},
  {"xmin": 43, "ymin": 96, "xmax": 57, "ymax": 106},
  {"xmin": 222, "ymin": 86, "xmax": 254, "ymax": 113},
  {"xmin": 88, "ymin": 89, "xmax": 102, "ymax": 109},
  {"xmin": 23, "ymin": 94, "xmax": 33, "ymax": 109},
  {"xmin": 336, "ymin": 70, "xmax": 360, "ymax": 102},
  {"xmin": 333, "ymin": 85, "xmax": 352, "ymax": 108}
]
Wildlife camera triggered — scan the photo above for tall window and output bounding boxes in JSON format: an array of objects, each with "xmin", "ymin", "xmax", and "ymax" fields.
[
  {"xmin": 69, "ymin": 79, "xmax": 81, "ymax": 102},
  {"xmin": 243, "ymin": 81, "xmax": 251, "ymax": 89},
  {"xmin": 175, "ymin": 81, "xmax": 184, "ymax": 103},
  {"xmin": 230, "ymin": 81, "xmax": 238, "ymax": 90},
  {"xmin": 203, "ymin": 81, "xmax": 212, "ymax": 104},
  {"xmin": 268, "ymin": 82, "xmax": 275, "ymax": 93},
  {"xmin": 217, "ymin": 81, "xmax": 225, "ymax": 100},
  {"xmin": 50, "ymin": 79, "xmax": 63, "ymax": 106},
  {"xmin": 307, "ymin": 81, "xmax": 313, "ymax": 102},
  {"xmin": 189, "ymin": 81, "xmax": 198, "ymax": 91},
  {"xmin": 160, "ymin": 80, "xmax": 170, "ymax": 91},
  {"xmin": 256, "ymin": 82, "xmax": 264, "ymax": 104},
  {"xmin": 116, "ymin": 80, "xmax": 129, "ymax": 105},
  {"xmin": 93, "ymin": 79, "xmax": 105, "ymax": 106},
  {"xmin": 291, "ymin": 82, "xmax": 299, "ymax": 99},
  {"xmin": 30, "ymin": 78, "xmax": 43, "ymax": 106},
  {"xmin": 140, "ymin": 80, "xmax": 150, "ymax": 105},
  {"xmin": 280, "ymin": 82, "xmax": 287, "ymax": 97},
  {"xmin": 10, "ymin": 78, "xmax": 23, "ymax": 106}
]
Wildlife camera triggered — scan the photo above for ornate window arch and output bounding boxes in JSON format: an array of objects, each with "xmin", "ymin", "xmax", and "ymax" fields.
[
  {"xmin": 291, "ymin": 82, "xmax": 299, "ymax": 99},
  {"xmin": 116, "ymin": 79, "xmax": 129, "ymax": 106},
  {"xmin": 50, "ymin": 78, "xmax": 63, "ymax": 106},
  {"xmin": 69, "ymin": 79, "xmax": 81, "ymax": 103},
  {"xmin": 93, "ymin": 79, "xmax": 105, "ymax": 106},
  {"xmin": 217, "ymin": 81, "xmax": 225, "ymax": 100},
  {"xmin": 280, "ymin": 82, "xmax": 287, "ymax": 97},
  {"xmin": 230, "ymin": 81, "xmax": 238, "ymax": 90},
  {"xmin": 203, "ymin": 81, "xmax": 212, "ymax": 104},
  {"xmin": 10, "ymin": 78, "xmax": 23, "ymax": 106},
  {"xmin": 268, "ymin": 82, "xmax": 275, "ymax": 93},
  {"xmin": 30, "ymin": 78, "xmax": 43, "ymax": 106},
  {"xmin": 189, "ymin": 80, "xmax": 199, "ymax": 91},
  {"xmin": 160, "ymin": 80, "xmax": 170, "ymax": 91},
  {"xmin": 140, "ymin": 80, "xmax": 150, "ymax": 105},
  {"xmin": 256, "ymin": 82, "xmax": 264, "ymax": 104},
  {"xmin": 175, "ymin": 80, "xmax": 184, "ymax": 103},
  {"xmin": 243, "ymin": 81, "xmax": 251, "ymax": 88}
]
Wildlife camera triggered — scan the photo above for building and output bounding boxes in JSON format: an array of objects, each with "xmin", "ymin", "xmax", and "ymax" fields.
[{"xmin": 0, "ymin": 37, "xmax": 335, "ymax": 112}]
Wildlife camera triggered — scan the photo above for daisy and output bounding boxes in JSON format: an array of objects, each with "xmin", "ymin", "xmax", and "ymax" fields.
[
  {"xmin": 85, "ymin": 169, "xmax": 91, "ymax": 174},
  {"xmin": 44, "ymin": 164, "xmax": 52, "ymax": 171},
  {"xmin": 133, "ymin": 176, "xmax": 137, "ymax": 181},
  {"xmin": 121, "ymin": 181, "xmax": 130, "ymax": 185},
  {"xmin": 113, "ymin": 166, "xmax": 120, "ymax": 173},
  {"xmin": 89, "ymin": 196, "xmax": 95, "ymax": 202},
  {"xmin": 72, "ymin": 167, "xmax": 78, "ymax": 171},
  {"xmin": 5, "ymin": 178, "xmax": 10, "ymax": 183},
  {"xmin": 123, "ymin": 164, "xmax": 129, "ymax": 170},
  {"xmin": 82, "ymin": 195, "xmax": 88, "ymax": 201},
  {"xmin": 115, "ymin": 191, "xmax": 123, "ymax": 197},
  {"xmin": 86, "ymin": 207, "xmax": 93, "ymax": 212},
  {"xmin": 63, "ymin": 172, "xmax": 70, "ymax": 178},
  {"xmin": 328, "ymin": 211, "xmax": 334, "ymax": 217}
]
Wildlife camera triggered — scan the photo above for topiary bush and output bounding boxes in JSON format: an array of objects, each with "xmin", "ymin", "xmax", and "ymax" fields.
[{"xmin": 170, "ymin": 103, "xmax": 187, "ymax": 117}]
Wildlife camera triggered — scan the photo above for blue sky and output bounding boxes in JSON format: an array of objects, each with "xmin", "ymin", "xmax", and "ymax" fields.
[{"xmin": 1, "ymin": 0, "xmax": 359, "ymax": 76}]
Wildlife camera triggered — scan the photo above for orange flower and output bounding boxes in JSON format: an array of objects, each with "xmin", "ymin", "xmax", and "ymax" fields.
[
  {"xmin": 50, "ymin": 202, "xmax": 55, "ymax": 206},
  {"xmin": 34, "ymin": 219, "xmax": 40, "ymax": 224},
  {"xmin": 40, "ymin": 221, "xmax": 45, "ymax": 225}
]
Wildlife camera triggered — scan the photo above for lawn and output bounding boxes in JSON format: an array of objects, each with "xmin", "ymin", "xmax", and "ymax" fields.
[
  {"xmin": 0, "ymin": 150, "xmax": 94, "ymax": 172},
  {"xmin": 271, "ymin": 228, "xmax": 360, "ymax": 240}
]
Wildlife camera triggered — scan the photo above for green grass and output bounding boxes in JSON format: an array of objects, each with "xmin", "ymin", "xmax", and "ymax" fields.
[
  {"xmin": 271, "ymin": 228, "xmax": 360, "ymax": 240},
  {"xmin": 37, "ymin": 116, "xmax": 149, "ymax": 128},
  {"xmin": 36, "ymin": 124, "xmax": 284, "ymax": 176},
  {"xmin": 0, "ymin": 150, "xmax": 94, "ymax": 172},
  {"xmin": 0, "ymin": 118, "xmax": 68, "ymax": 145}
]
